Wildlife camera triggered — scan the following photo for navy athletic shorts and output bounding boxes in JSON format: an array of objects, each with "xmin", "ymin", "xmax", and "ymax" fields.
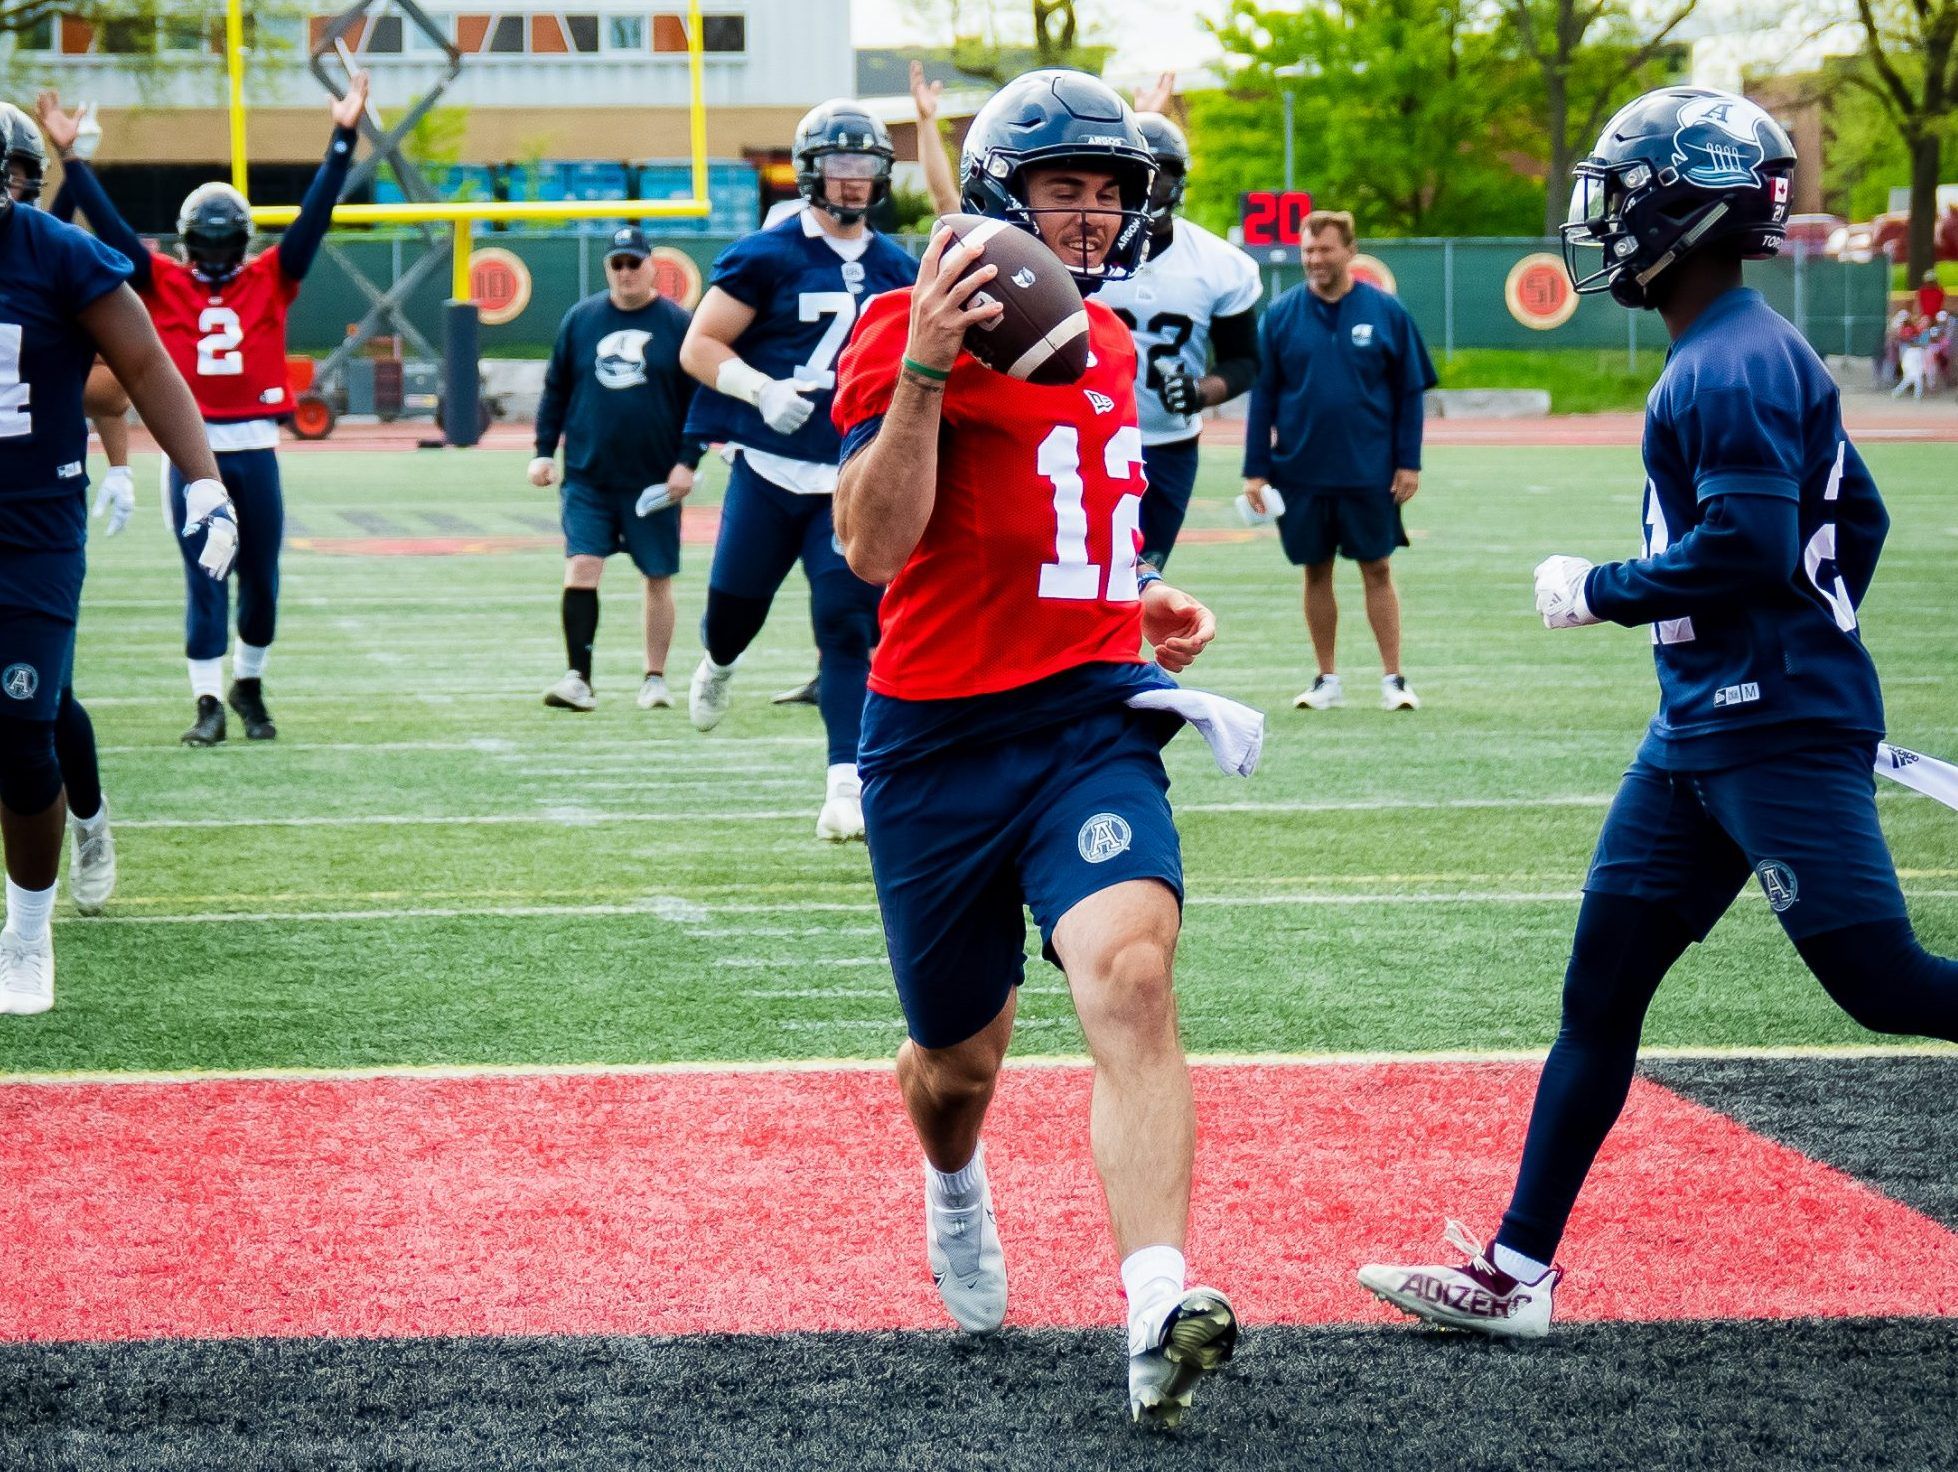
[
  {"xmin": 1138, "ymin": 434, "xmax": 1201, "ymax": 569},
  {"xmin": 561, "ymin": 480, "xmax": 681, "ymax": 579},
  {"xmin": 0, "ymin": 548, "xmax": 82, "ymax": 723},
  {"xmin": 1277, "ymin": 489, "xmax": 1408, "ymax": 566}
]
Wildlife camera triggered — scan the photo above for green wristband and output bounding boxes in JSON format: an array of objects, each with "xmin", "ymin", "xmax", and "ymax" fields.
[{"xmin": 901, "ymin": 356, "xmax": 951, "ymax": 382}]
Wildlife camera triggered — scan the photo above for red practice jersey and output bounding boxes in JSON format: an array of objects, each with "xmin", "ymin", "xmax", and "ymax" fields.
[
  {"xmin": 140, "ymin": 250, "xmax": 300, "ymax": 423},
  {"xmin": 832, "ymin": 288, "xmax": 1150, "ymax": 702}
]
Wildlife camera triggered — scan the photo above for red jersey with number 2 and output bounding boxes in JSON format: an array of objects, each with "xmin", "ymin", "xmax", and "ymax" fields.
[
  {"xmin": 140, "ymin": 250, "xmax": 300, "ymax": 423},
  {"xmin": 832, "ymin": 287, "xmax": 1148, "ymax": 701}
]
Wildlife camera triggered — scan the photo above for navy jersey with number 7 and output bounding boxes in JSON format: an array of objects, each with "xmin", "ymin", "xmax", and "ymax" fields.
[
  {"xmin": 683, "ymin": 209, "xmax": 917, "ymax": 467},
  {"xmin": 1586, "ymin": 286, "xmax": 1889, "ymax": 770}
]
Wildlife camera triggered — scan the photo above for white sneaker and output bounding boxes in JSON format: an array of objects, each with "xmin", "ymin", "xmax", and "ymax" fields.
[
  {"xmin": 816, "ymin": 773, "xmax": 864, "ymax": 842},
  {"xmin": 636, "ymin": 674, "xmax": 673, "ymax": 710},
  {"xmin": 1128, "ymin": 1286, "xmax": 1239, "ymax": 1428},
  {"xmin": 689, "ymin": 656, "xmax": 734, "ymax": 731},
  {"xmin": 1357, "ymin": 1219, "xmax": 1559, "ymax": 1339},
  {"xmin": 925, "ymin": 1146, "xmax": 1008, "ymax": 1334},
  {"xmin": 1381, "ymin": 673, "xmax": 1421, "ymax": 711},
  {"xmin": 69, "ymin": 807, "xmax": 117, "ymax": 915},
  {"xmin": 0, "ymin": 931, "xmax": 54, "ymax": 1016},
  {"xmin": 543, "ymin": 671, "xmax": 596, "ymax": 711},
  {"xmin": 1294, "ymin": 673, "xmax": 1343, "ymax": 710}
]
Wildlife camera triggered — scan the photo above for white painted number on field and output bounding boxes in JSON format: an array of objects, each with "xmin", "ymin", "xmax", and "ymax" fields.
[
  {"xmin": 792, "ymin": 291, "xmax": 856, "ymax": 391},
  {"xmin": 197, "ymin": 306, "xmax": 245, "ymax": 377},
  {"xmin": 1037, "ymin": 424, "xmax": 1146, "ymax": 602},
  {"xmin": 0, "ymin": 323, "xmax": 32, "ymax": 438}
]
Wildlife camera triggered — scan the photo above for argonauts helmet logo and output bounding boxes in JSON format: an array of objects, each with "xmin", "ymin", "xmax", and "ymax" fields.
[
  {"xmin": 595, "ymin": 329, "xmax": 653, "ymax": 390},
  {"xmin": 1672, "ymin": 95, "xmax": 1772, "ymax": 189},
  {"xmin": 2, "ymin": 662, "xmax": 38, "ymax": 701},
  {"xmin": 1078, "ymin": 812, "xmax": 1132, "ymax": 864}
]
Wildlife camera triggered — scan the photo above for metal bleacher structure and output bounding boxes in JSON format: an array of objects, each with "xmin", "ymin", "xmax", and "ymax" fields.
[{"xmin": 224, "ymin": 0, "xmax": 715, "ymax": 445}]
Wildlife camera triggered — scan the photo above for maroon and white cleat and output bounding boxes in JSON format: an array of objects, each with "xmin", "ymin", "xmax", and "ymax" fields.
[{"xmin": 1358, "ymin": 1220, "xmax": 1559, "ymax": 1339}]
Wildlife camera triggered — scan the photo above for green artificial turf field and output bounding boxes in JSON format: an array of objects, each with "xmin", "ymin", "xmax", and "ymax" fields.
[{"xmin": 3, "ymin": 441, "xmax": 1952, "ymax": 1076}]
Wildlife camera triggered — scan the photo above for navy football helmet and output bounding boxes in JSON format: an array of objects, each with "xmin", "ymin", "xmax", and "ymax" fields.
[
  {"xmin": 1562, "ymin": 86, "xmax": 1795, "ymax": 309},
  {"xmin": 793, "ymin": 100, "xmax": 894, "ymax": 226},
  {"xmin": 0, "ymin": 102, "xmax": 47, "ymax": 212},
  {"xmin": 1134, "ymin": 111, "xmax": 1190, "ymax": 233},
  {"xmin": 960, "ymin": 69, "xmax": 1156, "ymax": 290},
  {"xmin": 178, "ymin": 182, "xmax": 253, "ymax": 285}
]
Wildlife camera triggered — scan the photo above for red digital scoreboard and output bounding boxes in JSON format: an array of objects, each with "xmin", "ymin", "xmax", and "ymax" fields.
[{"xmin": 1239, "ymin": 189, "xmax": 1315, "ymax": 248}]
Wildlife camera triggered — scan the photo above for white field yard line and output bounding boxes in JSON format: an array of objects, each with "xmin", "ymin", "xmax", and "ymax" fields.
[
  {"xmin": 7, "ymin": 1041, "xmax": 1952, "ymax": 1088},
  {"xmin": 53, "ymin": 890, "xmax": 1958, "ymax": 926},
  {"xmin": 95, "ymin": 735, "xmax": 831, "ymax": 756}
]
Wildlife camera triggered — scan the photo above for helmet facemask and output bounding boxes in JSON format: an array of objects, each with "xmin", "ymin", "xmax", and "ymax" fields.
[
  {"xmin": 968, "ymin": 151, "xmax": 1156, "ymax": 291},
  {"xmin": 808, "ymin": 150, "xmax": 890, "ymax": 227},
  {"xmin": 178, "ymin": 182, "xmax": 252, "ymax": 286}
]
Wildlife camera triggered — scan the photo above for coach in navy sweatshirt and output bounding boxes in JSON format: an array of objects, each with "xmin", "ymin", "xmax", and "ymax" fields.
[
  {"xmin": 1243, "ymin": 210, "xmax": 1436, "ymax": 713},
  {"xmin": 530, "ymin": 226, "xmax": 703, "ymax": 713}
]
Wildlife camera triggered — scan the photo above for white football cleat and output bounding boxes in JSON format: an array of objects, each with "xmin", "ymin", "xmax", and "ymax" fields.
[
  {"xmin": 68, "ymin": 808, "xmax": 117, "ymax": 915},
  {"xmin": 1357, "ymin": 1219, "xmax": 1558, "ymax": 1339},
  {"xmin": 542, "ymin": 671, "xmax": 596, "ymax": 711},
  {"xmin": 1381, "ymin": 674, "xmax": 1421, "ymax": 711},
  {"xmin": 0, "ymin": 931, "xmax": 55, "ymax": 1016},
  {"xmin": 1128, "ymin": 1286, "xmax": 1239, "ymax": 1428},
  {"xmin": 1294, "ymin": 673, "xmax": 1343, "ymax": 710},
  {"xmin": 689, "ymin": 656, "xmax": 734, "ymax": 731},
  {"xmin": 636, "ymin": 674, "xmax": 673, "ymax": 710},
  {"xmin": 925, "ymin": 1146, "xmax": 1008, "ymax": 1334},
  {"xmin": 816, "ymin": 772, "xmax": 864, "ymax": 843}
]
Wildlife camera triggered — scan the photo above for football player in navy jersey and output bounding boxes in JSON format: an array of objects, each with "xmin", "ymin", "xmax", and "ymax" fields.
[
  {"xmin": 0, "ymin": 101, "xmax": 234, "ymax": 1015},
  {"xmin": 1358, "ymin": 87, "xmax": 1958, "ymax": 1337},
  {"xmin": 679, "ymin": 101, "xmax": 917, "ymax": 841}
]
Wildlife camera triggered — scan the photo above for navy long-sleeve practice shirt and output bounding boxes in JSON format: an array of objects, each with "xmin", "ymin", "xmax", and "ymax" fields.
[
  {"xmin": 1242, "ymin": 279, "xmax": 1436, "ymax": 496},
  {"xmin": 535, "ymin": 291, "xmax": 702, "ymax": 493}
]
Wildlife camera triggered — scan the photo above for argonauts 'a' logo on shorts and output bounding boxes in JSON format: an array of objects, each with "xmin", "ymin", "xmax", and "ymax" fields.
[
  {"xmin": 1754, "ymin": 859, "xmax": 1800, "ymax": 913},
  {"xmin": 1078, "ymin": 812, "xmax": 1132, "ymax": 864},
  {"xmin": 2, "ymin": 663, "xmax": 38, "ymax": 701}
]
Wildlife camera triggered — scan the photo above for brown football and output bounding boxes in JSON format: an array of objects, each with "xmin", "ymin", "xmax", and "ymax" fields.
[{"xmin": 935, "ymin": 213, "xmax": 1092, "ymax": 386}]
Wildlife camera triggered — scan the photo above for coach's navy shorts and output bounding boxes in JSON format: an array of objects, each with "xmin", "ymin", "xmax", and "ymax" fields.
[
  {"xmin": 862, "ymin": 706, "xmax": 1184, "ymax": 1050},
  {"xmin": 1585, "ymin": 742, "xmax": 1907, "ymax": 942},
  {"xmin": 1277, "ymin": 489, "xmax": 1408, "ymax": 566},
  {"xmin": 1139, "ymin": 434, "xmax": 1201, "ymax": 569},
  {"xmin": 561, "ymin": 480, "xmax": 681, "ymax": 579},
  {"xmin": 0, "ymin": 549, "xmax": 82, "ymax": 723},
  {"xmin": 707, "ymin": 453, "xmax": 851, "ymax": 598}
]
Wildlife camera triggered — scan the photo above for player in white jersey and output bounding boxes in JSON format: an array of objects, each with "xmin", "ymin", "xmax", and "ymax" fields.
[{"xmin": 1096, "ymin": 113, "xmax": 1264, "ymax": 569}]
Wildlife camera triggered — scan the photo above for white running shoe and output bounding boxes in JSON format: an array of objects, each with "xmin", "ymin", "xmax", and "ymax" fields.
[
  {"xmin": 1381, "ymin": 673, "xmax": 1421, "ymax": 711},
  {"xmin": 816, "ymin": 772, "xmax": 865, "ymax": 842},
  {"xmin": 689, "ymin": 656, "xmax": 734, "ymax": 731},
  {"xmin": 0, "ymin": 931, "xmax": 54, "ymax": 1016},
  {"xmin": 925, "ymin": 1147, "xmax": 1008, "ymax": 1334},
  {"xmin": 636, "ymin": 674, "xmax": 673, "ymax": 710},
  {"xmin": 1294, "ymin": 673, "xmax": 1344, "ymax": 710},
  {"xmin": 543, "ymin": 671, "xmax": 596, "ymax": 711},
  {"xmin": 1357, "ymin": 1219, "xmax": 1559, "ymax": 1339},
  {"xmin": 68, "ymin": 807, "xmax": 116, "ymax": 915},
  {"xmin": 1128, "ymin": 1286, "xmax": 1239, "ymax": 1428}
]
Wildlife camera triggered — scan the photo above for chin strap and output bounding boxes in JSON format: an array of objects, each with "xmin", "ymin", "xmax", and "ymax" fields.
[{"xmin": 1632, "ymin": 200, "xmax": 1731, "ymax": 291}]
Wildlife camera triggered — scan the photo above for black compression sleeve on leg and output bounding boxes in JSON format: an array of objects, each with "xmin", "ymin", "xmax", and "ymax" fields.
[
  {"xmin": 1495, "ymin": 892, "xmax": 1697, "ymax": 1265},
  {"xmin": 0, "ymin": 717, "xmax": 63, "ymax": 817},
  {"xmin": 699, "ymin": 590, "xmax": 772, "ymax": 670},
  {"xmin": 562, "ymin": 587, "xmax": 599, "ymax": 681},
  {"xmin": 1797, "ymin": 919, "xmax": 1958, "ymax": 1043},
  {"xmin": 53, "ymin": 687, "xmax": 103, "ymax": 822}
]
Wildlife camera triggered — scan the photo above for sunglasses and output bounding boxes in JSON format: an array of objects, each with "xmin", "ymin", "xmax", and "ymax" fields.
[{"xmin": 607, "ymin": 253, "xmax": 648, "ymax": 270}]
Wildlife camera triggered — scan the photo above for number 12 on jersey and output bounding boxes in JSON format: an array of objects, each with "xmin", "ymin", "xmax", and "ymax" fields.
[{"xmin": 1038, "ymin": 424, "xmax": 1146, "ymax": 602}]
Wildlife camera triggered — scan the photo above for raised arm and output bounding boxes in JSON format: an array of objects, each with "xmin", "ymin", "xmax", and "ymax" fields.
[
  {"xmin": 36, "ymin": 91, "xmax": 150, "ymax": 293},
  {"xmin": 277, "ymin": 71, "xmax": 367, "ymax": 282},
  {"xmin": 910, "ymin": 61, "xmax": 960, "ymax": 217}
]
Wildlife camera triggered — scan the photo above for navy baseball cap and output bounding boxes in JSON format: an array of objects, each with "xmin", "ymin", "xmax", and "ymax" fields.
[{"xmin": 607, "ymin": 226, "xmax": 651, "ymax": 259}]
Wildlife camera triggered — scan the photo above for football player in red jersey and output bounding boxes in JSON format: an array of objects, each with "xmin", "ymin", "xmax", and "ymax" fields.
[
  {"xmin": 833, "ymin": 71, "xmax": 1257, "ymax": 1428},
  {"xmin": 39, "ymin": 76, "xmax": 367, "ymax": 744}
]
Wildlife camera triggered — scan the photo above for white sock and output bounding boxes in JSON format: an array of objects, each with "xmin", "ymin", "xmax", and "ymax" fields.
[
  {"xmin": 827, "ymin": 761, "xmax": 859, "ymax": 795},
  {"xmin": 926, "ymin": 1149, "xmax": 982, "ymax": 1206},
  {"xmin": 1121, "ymin": 1244, "xmax": 1187, "ymax": 1319},
  {"xmin": 188, "ymin": 657, "xmax": 223, "ymax": 700},
  {"xmin": 1493, "ymin": 1242, "xmax": 1553, "ymax": 1285},
  {"xmin": 705, "ymin": 654, "xmax": 735, "ymax": 675},
  {"xmin": 233, "ymin": 642, "xmax": 269, "ymax": 680},
  {"xmin": 71, "ymin": 798, "xmax": 109, "ymax": 833},
  {"xmin": 3, "ymin": 877, "xmax": 56, "ymax": 944}
]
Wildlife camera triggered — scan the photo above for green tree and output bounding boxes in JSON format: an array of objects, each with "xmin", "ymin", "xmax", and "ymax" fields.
[
  {"xmin": 899, "ymin": 0, "xmax": 1111, "ymax": 83},
  {"xmin": 1847, "ymin": 0, "xmax": 1958, "ymax": 283},
  {"xmin": 1190, "ymin": 0, "xmax": 1543, "ymax": 237}
]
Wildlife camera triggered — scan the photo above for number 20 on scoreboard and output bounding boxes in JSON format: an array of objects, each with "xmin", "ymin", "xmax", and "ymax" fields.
[{"xmin": 1238, "ymin": 190, "xmax": 1315, "ymax": 248}]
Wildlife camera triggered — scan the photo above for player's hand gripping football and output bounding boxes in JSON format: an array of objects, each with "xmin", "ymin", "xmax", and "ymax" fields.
[
  {"xmin": 181, "ymin": 478, "xmax": 239, "ymax": 580},
  {"xmin": 906, "ymin": 226, "xmax": 1005, "ymax": 375},
  {"xmin": 1533, "ymin": 555, "xmax": 1600, "ymax": 629},
  {"xmin": 1142, "ymin": 581, "xmax": 1215, "ymax": 674}
]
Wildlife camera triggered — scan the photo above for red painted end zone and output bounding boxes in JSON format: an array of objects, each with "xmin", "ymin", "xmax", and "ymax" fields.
[{"xmin": 5, "ymin": 1063, "xmax": 1956, "ymax": 1342}]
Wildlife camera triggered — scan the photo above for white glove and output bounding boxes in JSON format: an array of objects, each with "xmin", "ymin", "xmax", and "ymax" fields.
[
  {"xmin": 92, "ymin": 465, "xmax": 134, "ymax": 537},
  {"xmin": 527, "ymin": 456, "xmax": 556, "ymax": 487},
  {"xmin": 181, "ymin": 477, "xmax": 239, "ymax": 580},
  {"xmin": 757, "ymin": 377, "xmax": 818, "ymax": 435},
  {"xmin": 71, "ymin": 103, "xmax": 102, "ymax": 163},
  {"xmin": 635, "ymin": 484, "xmax": 673, "ymax": 518},
  {"xmin": 1534, "ymin": 555, "xmax": 1600, "ymax": 629}
]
